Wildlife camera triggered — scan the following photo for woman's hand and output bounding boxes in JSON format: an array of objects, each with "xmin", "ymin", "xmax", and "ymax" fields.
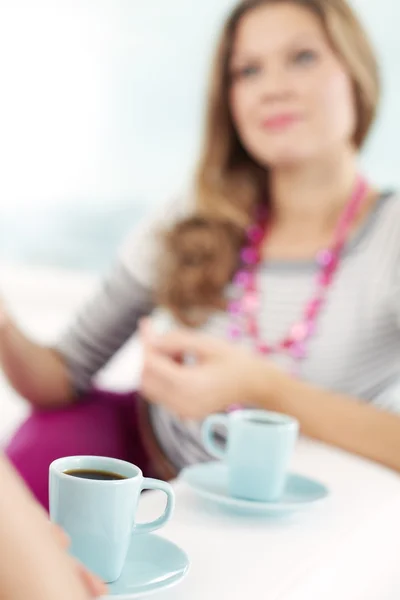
[
  {"xmin": 52, "ymin": 525, "xmax": 107, "ymax": 598},
  {"xmin": 142, "ymin": 322, "xmax": 400, "ymax": 473},
  {"xmin": 139, "ymin": 322, "xmax": 278, "ymax": 420}
]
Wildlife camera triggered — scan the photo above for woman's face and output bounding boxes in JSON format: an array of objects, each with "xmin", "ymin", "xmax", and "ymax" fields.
[{"xmin": 229, "ymin": 2, "xmax": 356, "ymax": 167}]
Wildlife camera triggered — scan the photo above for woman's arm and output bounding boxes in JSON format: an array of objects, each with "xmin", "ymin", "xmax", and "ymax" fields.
[
  {"xmin": 252, "ymin": 366, "xmax": 400, "ymax": 472},
  {"xmin": 0, "ymin": 455, "xmax": 106, "ymax": 600},
  {"xmin": 141, "ymin": 326, "xmax": 400, "ymax": 472},
  {"xmin": 0, "ymin": 193, "xmax": 189, "ymax": 408},
  {"xmin": 0, "ymin": 262, "xmax": 153, "ymax": 408},
  {"xmin": 0, "ymin": 303, "xmax": 73, "ymax": 407}
]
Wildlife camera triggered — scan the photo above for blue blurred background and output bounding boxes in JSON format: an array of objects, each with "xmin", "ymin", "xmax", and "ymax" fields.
[{"xmin": 0, "ymin": 0, "xmax": 398, "ymax": 272}]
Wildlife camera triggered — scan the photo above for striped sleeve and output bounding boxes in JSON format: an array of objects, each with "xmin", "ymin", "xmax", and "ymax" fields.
[
  {"xmin": 54, "ymin": 260, "xmax": 153, "ymax": 392},
  {"xmin": 55, "ymin": 192, "xmax": 194, "ymax": 392},
  {"xmin": 118, "ymin": 192, "xmax": 193, "ymax": 288}
]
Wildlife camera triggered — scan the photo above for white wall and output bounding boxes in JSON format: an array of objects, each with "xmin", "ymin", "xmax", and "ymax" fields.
[{"xmin": 0, "ymin": 0, "xmax": 398, "ymax": 270}]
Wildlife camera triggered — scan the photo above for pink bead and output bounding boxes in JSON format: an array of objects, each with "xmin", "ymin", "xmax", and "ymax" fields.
[
  {"xmin": 305, "ymin": 298, "xmax": 322, "ymax": 320},
  {"xmin": 306, "ymin": 320, "xmax": 317, "ymax": 337},
  {"xmin": 247, "ymin": 277, "xmax": 257, "ymax": 293},
  {"xmin": 327, "ymin": 256, "xmax": 339, "ymax": 275},
  {"xmin": 247, "ymin": 225, "xmax": 264, "ymax": 245},
  {"xmin": 316, "ymin": 249, "xmax": 334, "ymax": 268},
  {"xmin": 291, "ymin": 342, "xmax": 306, "ymax": 360},
  {"xmin": 318, "ymin": 271, "xmax": 332, "ymax": 287},
  {"xmin": 242, "ymin": 293, "xmax": 259, "ymax": 312},
  {"xmin": 281, "ymin": 337, "xmax": 294, "ymax": 350},
  {"xmin": 233, "ymin": 271, "xmax": 251, "ymax": 288},
  {"xmin": 258, "ymin": 343, "xmax": 271, "ymax": 354},
  {"xmin": 241, "ymin": 247, "xmax": 259, "ymax": 265},
  {"xmin": 228, "ymin": 301, "xmax": 241, "ymax": 315},
  {"xmin": 247, "ymin": 320, "xmax": 258, "ymax": 337},
  {"xmin": 290, "ymin": 322, "xmax": 308, "ymax": 342}
]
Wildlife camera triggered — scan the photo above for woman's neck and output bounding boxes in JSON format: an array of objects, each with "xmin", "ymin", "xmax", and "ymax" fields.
[{"xmin": 270, "ymin": 148, "xmax": 359, "ymax": 233}]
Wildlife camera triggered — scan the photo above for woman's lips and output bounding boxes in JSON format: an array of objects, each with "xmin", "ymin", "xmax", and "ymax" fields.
[{"xmin": 261, "ymin": 113, "xmax": 300, "ymax": 131}]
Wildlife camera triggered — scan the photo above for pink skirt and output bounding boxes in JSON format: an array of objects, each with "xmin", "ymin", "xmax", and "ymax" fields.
[{"xmin": 5, "ymin": 389, "xmax": 156, "ymax": 510}]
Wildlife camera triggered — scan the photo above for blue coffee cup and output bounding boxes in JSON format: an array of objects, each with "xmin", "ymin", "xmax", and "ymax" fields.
[
  {"xmin": 49, "ymin": 455, "xmax": 175, "ymax": 583},
  {"xmin": 202, "ymin": 410, "xmax": 299, "ymax": 502}
]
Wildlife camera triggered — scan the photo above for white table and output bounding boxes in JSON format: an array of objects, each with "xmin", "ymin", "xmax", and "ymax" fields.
[{"xmin": 137, "ymin": 439, "xmax": 400, "ymax": 600}]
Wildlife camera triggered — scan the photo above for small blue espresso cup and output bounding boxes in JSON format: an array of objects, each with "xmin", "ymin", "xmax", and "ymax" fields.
[
  {"xmin": 202, "ymin": 410, "xmax": 299, "ymax": 502},
  {"xmin": 49, "ymin": 456, "xmax": 175, "ymax": 583}
]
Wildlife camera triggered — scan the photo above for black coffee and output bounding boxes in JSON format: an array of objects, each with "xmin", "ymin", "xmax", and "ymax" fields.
[
  {"xmin": 248, "ymin": 418, "xmax": 277, "ymax": 425},
  {"xmin": 64, "ymin": 469, "xmax": 127, "ymax": 481}
]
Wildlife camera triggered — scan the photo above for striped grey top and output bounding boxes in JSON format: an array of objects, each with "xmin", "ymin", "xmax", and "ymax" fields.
[{"xmin": 56, "ymin": 190, "xmax": 400, "ymax": 470}]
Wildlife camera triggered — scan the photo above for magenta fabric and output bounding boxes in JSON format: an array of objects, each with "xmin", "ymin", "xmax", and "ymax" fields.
[{"xmin": 5, "ymin": 389, "xmax": 150, "ymax": 511}]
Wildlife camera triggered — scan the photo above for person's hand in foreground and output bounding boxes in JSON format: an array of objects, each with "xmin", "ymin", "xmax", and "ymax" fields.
[
  {"xmin": 52, "ymin": 524, "xmax": 108, "ymax": 597},
  {"xmin": 0, "ymin": 454, "xmax": 107, "ymax": 600}
]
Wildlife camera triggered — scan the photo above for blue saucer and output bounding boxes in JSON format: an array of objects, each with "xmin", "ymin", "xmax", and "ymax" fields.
[
  {"xmin": 181, "ymin": 462, "xmax": 329, "ymax": 515},
  {"xmin": 103, "ymin": 533, "xmax": 189, "ymax": 599}
]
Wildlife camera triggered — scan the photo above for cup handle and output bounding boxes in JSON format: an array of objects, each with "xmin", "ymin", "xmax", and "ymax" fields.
[
  {"xmin": 202, "ymin": 414, "xmax": 228, "ymax": 460},
  {"xmin": 135, "ymin": 478, "xmax": 175, "ymax": 535}
]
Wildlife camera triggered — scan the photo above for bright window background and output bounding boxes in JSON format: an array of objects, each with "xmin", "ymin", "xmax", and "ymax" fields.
[{"xmin": 0, "ymin": 0, "xmax": 398, "ymax": 272}]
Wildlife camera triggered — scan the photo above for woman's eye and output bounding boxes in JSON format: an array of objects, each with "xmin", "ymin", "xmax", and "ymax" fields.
[
  {"xmin": 293, "ymin": 49, "xmax": 318, "ymax": 65},
  {"xmin": 232, "ymin": 64, "xmax": 260, "ymax": 80}
]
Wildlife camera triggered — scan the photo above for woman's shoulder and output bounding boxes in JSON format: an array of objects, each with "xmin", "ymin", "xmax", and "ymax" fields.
[
  {"xmin": 365, "ymin": 189, "xmax": 400, "ymax": 242},
  {"xmin": 359, "ymin": 189, "xmax": 400, "ymax": 264},
  {"xmin": 377, "ymin": 189, "xmax": 400, "ymax": 212},
  {"xmin": 376, "ymin": 189, "xmax": 400, "ymax": 213},
  {"xmin": 116, "ymin": 186, "xmax": 196, "ymax": 288},
  {"xmin": 375, "ymin": 189, "xmax": 400, "ymax": 231},
  {"xmin": 125, "ymin": 186, "xmax": 196, "ymax": 239}
]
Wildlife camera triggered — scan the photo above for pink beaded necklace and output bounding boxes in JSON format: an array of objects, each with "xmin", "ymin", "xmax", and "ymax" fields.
[{"xmin": 227, "ymin": 176, "xmax": 369, "ymax": 374}]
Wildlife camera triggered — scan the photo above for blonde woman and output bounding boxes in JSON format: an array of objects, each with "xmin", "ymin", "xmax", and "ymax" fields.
[{"xmin": 3, "ymin": 0, "xmax": 400, "ymax": 509}]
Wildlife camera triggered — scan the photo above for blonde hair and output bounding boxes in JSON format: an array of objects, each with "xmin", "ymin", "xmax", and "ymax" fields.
[{"xmin": 158, "ymin": 0, "xmax": 380, "ymax": 325}]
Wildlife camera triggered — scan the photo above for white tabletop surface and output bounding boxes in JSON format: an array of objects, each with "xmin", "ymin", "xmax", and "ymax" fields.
[{"xmin": 137, "ymin": 439, "xmax": 400, "ymax": 600}]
